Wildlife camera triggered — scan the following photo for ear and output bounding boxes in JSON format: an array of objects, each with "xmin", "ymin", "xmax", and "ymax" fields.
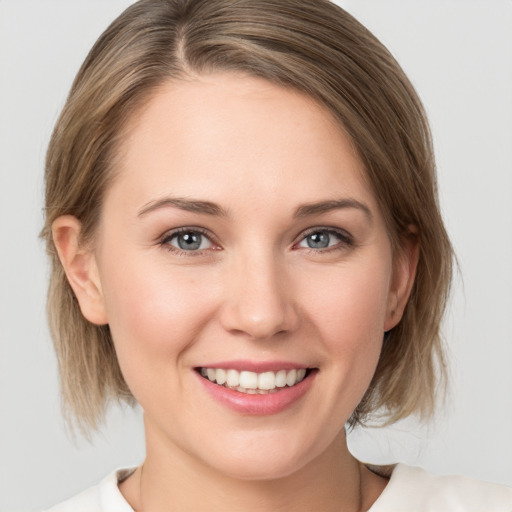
[
  {"xmin": 52, "ymin": 215, "xmax": 108, "ymax": 325},
  {"xmin": 384, "ymin": 227, "xmax": 419, "ymax": 331}
]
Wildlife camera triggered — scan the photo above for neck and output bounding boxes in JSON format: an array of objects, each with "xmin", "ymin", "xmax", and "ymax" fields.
[{"xmin": 121, "ymin": 417, "xmax": 385, "ymax": 512}]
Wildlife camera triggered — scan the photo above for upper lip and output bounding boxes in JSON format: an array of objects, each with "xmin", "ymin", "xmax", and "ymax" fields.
[{"xmin": 195, "ymin": 360, "xmax": 311, "ymax": 373}]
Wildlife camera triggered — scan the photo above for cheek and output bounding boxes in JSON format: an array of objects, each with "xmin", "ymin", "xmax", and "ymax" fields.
[
  {"xmin": 304, "ymin": 258, "xmax": 391, "ymax": 337},
  {"xmin": 300, "ymin": 257, "xmax": 392, "ymax": 379},
  {"xmin": 98, "ymin": 254, "xmax": 216, "ymax": 387}
]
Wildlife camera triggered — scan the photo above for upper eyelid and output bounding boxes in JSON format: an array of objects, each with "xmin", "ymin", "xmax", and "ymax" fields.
[
  {"xmin": 297, "ymin": 226, "xmax": 353, "ymax": 241},
  {"xmin": 300, "ymin": 226, "xmax": 348, "ymax": 235},
  {"xmin": 159, "ymin": 226, "xmax": 215, "ymax": 243}
]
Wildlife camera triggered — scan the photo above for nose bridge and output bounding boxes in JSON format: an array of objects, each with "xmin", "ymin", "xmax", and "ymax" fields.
[{"xmin": 219, "ymin": 244, "xmax": 298, "ymax": 339}]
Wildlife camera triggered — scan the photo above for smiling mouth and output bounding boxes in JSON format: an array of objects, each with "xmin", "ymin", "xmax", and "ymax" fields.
[{"xmin": 197, "ymin": 367, "xmax": 313, "ymax": 394}]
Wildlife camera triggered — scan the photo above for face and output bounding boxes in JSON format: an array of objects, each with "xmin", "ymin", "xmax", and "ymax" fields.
[{"xmin": 72, "ymin": 73, "xmax": 412, "ymax": 480}]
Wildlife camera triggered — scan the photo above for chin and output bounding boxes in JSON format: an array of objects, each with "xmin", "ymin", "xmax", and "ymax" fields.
[
  {"xmin": 199, "ymin": 430, "xmax": 331, "ymax": 482},
  {"xmin": 212, "ymin": 453, "xmax": 308, "ymax": 482}
]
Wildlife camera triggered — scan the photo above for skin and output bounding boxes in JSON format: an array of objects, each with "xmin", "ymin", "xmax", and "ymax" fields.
[{"xmin": 53, "ymin": 73, "xmax": 418, "ymax": 511}]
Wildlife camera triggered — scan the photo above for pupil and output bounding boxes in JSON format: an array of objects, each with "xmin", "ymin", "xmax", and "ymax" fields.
[
  {"xmin": 178, "ymin": 232, "xmax": 201, "ymax": 250},
  {"xmin": 308, "ymin": 232, "xmax": 329, "ymax": 248}
]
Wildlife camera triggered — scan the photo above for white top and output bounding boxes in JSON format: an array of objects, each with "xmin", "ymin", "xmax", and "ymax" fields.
[{"xmin": 45, "ymin": 464, "xmax": 512, "ymax": 511}]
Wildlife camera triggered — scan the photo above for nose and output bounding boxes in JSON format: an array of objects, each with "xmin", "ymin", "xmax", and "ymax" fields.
[{"xmin": 219, "ymin": 251, "xmax": 299, "ymax": 340}]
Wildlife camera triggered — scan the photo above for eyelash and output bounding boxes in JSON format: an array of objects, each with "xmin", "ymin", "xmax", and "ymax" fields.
[
  {"xmin": 159, "ymin": 227, "xmax": 218, "ymax": 256},
  {"xmin": 158, "ymin": 226, "xmax": 354, "ymax": 255},
  {"xmin": 294, "ymin": 227, "xmax": 354, "ymax": 253}
]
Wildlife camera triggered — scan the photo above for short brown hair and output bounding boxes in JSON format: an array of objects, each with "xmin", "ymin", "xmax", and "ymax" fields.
[{"xmin": 41, "ymin": 0, "xmax": 453, "ymax": 434}]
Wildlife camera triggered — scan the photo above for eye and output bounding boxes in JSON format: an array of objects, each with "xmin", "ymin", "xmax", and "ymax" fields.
[
  {"xmin": 163, "ymin": 229, "xmax": 213, "ymax": 252},
  {"xmin": 297, "ymin": 229, "xmax": 351, "ymax": 250}
]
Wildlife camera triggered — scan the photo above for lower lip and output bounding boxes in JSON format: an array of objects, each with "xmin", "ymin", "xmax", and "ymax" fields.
[{"xmin": 196, "ymin": 370, "xmax": 316, "ymax": 415}]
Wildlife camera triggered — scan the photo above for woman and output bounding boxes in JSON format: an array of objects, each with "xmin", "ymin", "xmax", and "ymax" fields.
[{"xmin": 40, "ymin": 0, "xmax": 512, "ymax": 510}]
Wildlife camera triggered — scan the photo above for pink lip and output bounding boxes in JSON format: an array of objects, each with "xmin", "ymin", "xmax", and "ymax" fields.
[
  {"xmin": 197, "ymin": 360, "xmax": 309, "ymax": 372},
  {"xmin": 195, "ymin": 367, "xmax": 317, "ymax": 416}
]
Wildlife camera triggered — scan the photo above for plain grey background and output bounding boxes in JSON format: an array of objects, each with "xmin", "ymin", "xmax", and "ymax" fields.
[{"xmin": 0, "ymin": 1, "xmax": 511, "ymax": 510}]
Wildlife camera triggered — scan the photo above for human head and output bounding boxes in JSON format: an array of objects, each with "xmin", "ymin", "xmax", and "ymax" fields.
[{"xmin": 41, "ymin": 0, "xmax": 452, "ymax": 434}]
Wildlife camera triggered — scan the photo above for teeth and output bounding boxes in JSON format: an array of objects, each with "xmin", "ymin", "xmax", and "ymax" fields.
[
  {"xmin": 286, "ymin": 369, "xmax": 297, "ymax": 387},
  {"xmin": 199, "ymin": 367, "xmax": 308, "ymax": 393},
  {"xmin": 216, "ymin": 368, "xmax": 227, "ymax": 385},
  {"xmin": 258, "ymin": 371, "xmax": 276, "ymax": 390},
  {"xmin": 239, "ymin": 371, "xmax": 258, "ymax": 389},
  {"xmin": 275, "ymin": 369, "xmax": 287, "ymax": 387},
  {"xmin": 226, "ymin": 369, "xmax": 240, "ymax": 387}
]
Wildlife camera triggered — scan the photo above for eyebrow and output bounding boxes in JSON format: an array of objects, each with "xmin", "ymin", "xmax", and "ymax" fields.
[
  {"xmin": 137, "ymin": 197, "xmax": 228, "ymax": 217},
  {"xmin": 294, "ymin": 199, "xmax": 373, "ymax": 221},
  {"xmin": 137, "ymin": 196, "xmax": 372, "ymax": 221}
]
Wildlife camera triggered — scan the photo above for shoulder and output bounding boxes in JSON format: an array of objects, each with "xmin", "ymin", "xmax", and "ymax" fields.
[
  {"xmin": 44, "ymin": 468, "xmax": 135, "ymax": 512},
  {"xmin": 369, "ymin": 463, "xmax": 512, "ymax": 512}
]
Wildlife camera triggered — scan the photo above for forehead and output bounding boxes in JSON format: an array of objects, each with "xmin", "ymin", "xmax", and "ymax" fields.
[{"xmin": 110, "ymin": 72, "xmax": 377, "ymax": 214}]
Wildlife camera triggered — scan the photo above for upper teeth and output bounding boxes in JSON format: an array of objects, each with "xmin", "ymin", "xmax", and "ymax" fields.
[{"xmin": 200, "ymin": 368, "xmax": 307, "ymax": 391}]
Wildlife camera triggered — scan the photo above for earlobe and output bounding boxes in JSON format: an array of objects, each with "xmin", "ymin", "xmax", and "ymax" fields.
[
  {"xmin": 52, "ymin": 215, "xmax": 108, "ymax": 325},
  {"xmin": 384, "ymin": 228, "xmax": 419, "ymax": 332}
]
